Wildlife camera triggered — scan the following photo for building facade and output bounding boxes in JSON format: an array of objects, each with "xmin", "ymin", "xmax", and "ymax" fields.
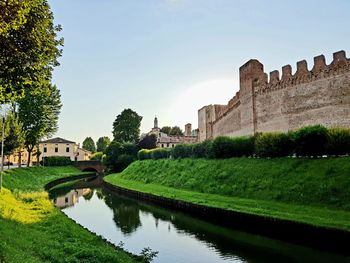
[
  {"xmin": 144, "ymin": 117, "xmax": 198, "ymax": 148},
  {"xmin": 199, "ymin": 50, "xmax": 350, "ymax": 141},
  {"xmin": 4, "ymin": 137, "xmax": 91, "ymax": 166},
  {"xmin": 40, "ymin": 137, "xmax": 91, "ymax": 161}
]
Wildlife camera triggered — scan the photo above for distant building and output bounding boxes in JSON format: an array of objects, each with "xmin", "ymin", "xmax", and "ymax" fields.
[
  {"xmin": 143, "ymin": 117, "xmax": 198, "ymax": 148},
  {"xmin": 40, "ymin": 137, "xmax": 91, "ymax": 162},
  {"xmin": 3, "ymin": 137, "xmax": 91, "ymax": 166}
]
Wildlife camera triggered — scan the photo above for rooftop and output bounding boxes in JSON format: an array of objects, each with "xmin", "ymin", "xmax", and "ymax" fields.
[{"xmin": 40, "ymin": 137, "xmax": 76, "ymax": 144}]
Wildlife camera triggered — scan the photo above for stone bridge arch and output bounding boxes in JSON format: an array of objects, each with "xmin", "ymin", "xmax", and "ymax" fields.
[{"xmin": 74, "ymin": 160, "xmax": 105, "ymax": 176}]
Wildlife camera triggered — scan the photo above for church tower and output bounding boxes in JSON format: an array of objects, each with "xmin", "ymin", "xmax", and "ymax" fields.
[{"xmin": 154, "ymin": 116, "xmax": 158, "ymax": 129}]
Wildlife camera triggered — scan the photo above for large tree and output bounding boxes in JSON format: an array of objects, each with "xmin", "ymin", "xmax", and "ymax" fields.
[
  {"xmin": 96, "ymin": 136, "xmax": 110, "ymax": 152},
  {"xmin": 0, "ymin": 0, "xmax": 63, "ymax": 103},
  {"xmin": 17, "ymin": 84, "xmax": 62, "ymax": 166},
  {"xmin": 112, "ymin": 109, "xmax": 142, "ymax": 143},
  {"xmin": 82, "ymin": 137, "xmax": 96, "ymax": 153}
]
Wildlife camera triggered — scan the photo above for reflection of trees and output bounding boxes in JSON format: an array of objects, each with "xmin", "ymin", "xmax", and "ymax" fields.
[
  {"xmin": 113, "ymin": 204, "xmax": 141, "ymax": 235},
  {"xmin": 95, "ymin": 189, "xmax": 104, "ymax": 200},
  {"xmin": 102, "ymin": 189, "xmax": 141, "ymax": 235},
  {"xmin": 82, "ymin": 190, "xmax": 94, "ymax": 201}
]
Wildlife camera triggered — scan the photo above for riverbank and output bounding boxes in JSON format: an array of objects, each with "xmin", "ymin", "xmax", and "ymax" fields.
[
  {"xmin": 0, "ymin": 166, "xmax": 140, "ymax": 263},
  {"xmin": 104, "ymin": 157, "xmax": 350, "ymax": 251}
]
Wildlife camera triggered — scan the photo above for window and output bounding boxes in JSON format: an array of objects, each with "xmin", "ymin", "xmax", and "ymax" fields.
[
  {"xmin": 66, "ymin": 147, "xmax": 69, "ymax": 153},
  {"xmin": 167, "ymin": 143, "xmax": 169, "ymax": 148},
  {"xmin": 161, "ymin": 144, "xmax": 164, "ymax": 148},
  {"xmin": 43, "ymin": 147, "xmax": 47, "ymax": 153},
  {"xmin": 65, "ymin": 197, "xmax": 68, "ymax": 203},
  {"xmin": 55, "ymin": 147, "xmax": 58, "ymax": 153},
  {"xmin": 172, "ymin": 144, "xmax": 175, "ymax": 148}
]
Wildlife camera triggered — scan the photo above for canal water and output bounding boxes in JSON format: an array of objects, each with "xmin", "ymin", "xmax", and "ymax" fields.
[{"xmin": 49, "ymin": 178, "xmax": 350, "ymax": 263}]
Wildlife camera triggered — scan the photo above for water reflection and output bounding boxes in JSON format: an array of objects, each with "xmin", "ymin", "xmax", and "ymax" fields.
[
  {"xmin": 53, "ymin": 188, "xmax": 91, "ymax": 209},
  {"xmin": 50, "ymin": 180, "xmax": 350, "ymax": 263}
]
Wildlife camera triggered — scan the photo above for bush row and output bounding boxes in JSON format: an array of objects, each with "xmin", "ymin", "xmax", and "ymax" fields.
[
  {"xmin": 138, "ymin": 148, "xmax": 171, "ymax": 160},
  {"xmin": 137, "ymin": 125, "xmax": 350, "ymax": 159},
  {"xmin": 41, "ymin": 156, "xmax": 72, "ymax": 166}
]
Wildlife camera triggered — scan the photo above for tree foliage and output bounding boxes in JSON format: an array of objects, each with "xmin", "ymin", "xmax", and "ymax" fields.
[
  {"xmin": 0, "ymin": 0, "xmax": 63, "ymax": 103},
  {"xmin": 160, "ymin": 126, "xmax": 171, "ymax": 135},
  {"xmin": 138, "ymin": 134, "xmax": 157, "ymax": 149},
  {"xmin": 104, "ymin": 141, "xmax": 138, "ymax": 172},
  {"xmin": 17, "ymin": 84, "xmax": 62, "ymax": 165},
  {"xmin": 0, "ymin": 111, "xmax": 23, "ymax": 160},
  {"xmin": 169, "ymin": 126, "xmax": 183, "ymax": 136},
  {"xmin": 96, "ymin": 136, "xmax": 110, "ymax": 152},
  {"xmin": 82, "ymin": 137, "xmax": 96, "ymax": 153},
  {"xmin": 112, "ymin": 109, "xmax": 142, "ymax": 143}
]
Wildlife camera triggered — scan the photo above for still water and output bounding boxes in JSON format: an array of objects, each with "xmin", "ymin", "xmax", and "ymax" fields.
[{"xmin": 49, "ymin": 178, "xmax": 349, "ymax": 263}]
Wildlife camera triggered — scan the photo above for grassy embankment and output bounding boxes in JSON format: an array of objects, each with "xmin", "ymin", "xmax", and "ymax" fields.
[
  {"xmin": 105, "ymin": 157, "xmax": 350, "ymax": 231},
  {"xmin": 0, "ymin": 166, "xmax": 140, "ymax": 263}
]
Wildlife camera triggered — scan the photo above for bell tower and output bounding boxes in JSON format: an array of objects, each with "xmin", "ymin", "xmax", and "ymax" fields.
[{"xmin": 154, "ymin": 116, "xmax": 158, "ymax": 129}]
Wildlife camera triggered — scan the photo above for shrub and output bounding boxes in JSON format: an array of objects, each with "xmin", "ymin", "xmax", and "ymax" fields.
[
  {"xmin": 42, "ymin": 156, "xmax": 72, "ymax": 166},
  {"xmin": 212, "ymin": 136, "xmax": 254, "ymax": 158},
  {"xmin": 151, "ymin": 148, "xmax": 170, "ymax": 160},
  {"xmin": 172, "ymin": 144, "xmax": 193, "ymax": 159},
  {"xmin": 116, "ymin": 154, "xmax": 135, "ymax": 171},
  {"xmin": 327, "ymin": 128, "xmax": 350, "ymax": 156},
  {"xmin": 91, "ymin": 152, "xmax": 103, "ymax": 161},
  {"xmin": 138, "ymin": 149, "xmax": 151, "ymax": 160},
  {"xmin": 293, "ymin": 125, "xmax": 328, "ymax": 157},
  {"xmin": 255, "ymin": 132, "xmax": 293, "ymax": 157},
  {"xmin": 104, "ymin": 141, "xmax": 138, "ymax": 172},
  {"xmin": 192, "ymin": 140, "xmax": 213, "ymax": 158}
]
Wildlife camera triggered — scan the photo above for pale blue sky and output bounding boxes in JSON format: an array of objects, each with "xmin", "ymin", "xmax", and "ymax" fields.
[{"xmin": 48, "ymin": 0, "xmax": 350, "ymax": 144}]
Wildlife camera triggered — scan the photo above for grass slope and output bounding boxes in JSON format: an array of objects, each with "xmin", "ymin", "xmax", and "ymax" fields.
[
  {"xmin": 0, "ymin": 166, "xmax": 140, "ymax": 263},
  {"xmin": 104, "ymin": 157, "xmax": 350, "ymax": 231},
  {"xmin": 2, "ymin": 166, "xmax": 93, "ymax": 192}
]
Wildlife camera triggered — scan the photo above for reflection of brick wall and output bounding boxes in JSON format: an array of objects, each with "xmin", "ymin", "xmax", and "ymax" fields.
[{"xmin": 199, "ymin": 50, "xmax": 350, "ymax": 141}]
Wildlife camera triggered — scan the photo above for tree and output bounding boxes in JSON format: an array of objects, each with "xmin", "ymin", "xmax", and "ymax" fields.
[
  {"xmin": 160, "ymin": 126, "xmax": 171, "ymax": 135},
  {"xmin": 0, "ymin": 0, "xmax": 63, "ymax": 103},
  {"xmin": 112, "ymin": 109, "xmax": 142, "ymax": 143},
  {"xmin": 18, "ymin": 84, "xmax": 62, "ymax": 166},
  {"xmin": 82, "ymin": 137, "xmax": 96, "ymax": 153},
  {"xmin": 96, "ymin": 136, "xmax": 110, "ymax": 152},
  {"xmin": 138, "ymin": 134, "xmax": 157, "ymax": 149},
  {"xmin": 1, "ymin": 112, "xmax": 24, "ymax": 167},
  {"xmin": 170, "ymin": 126, "xmax": 183, "ymax": 136},
  {"xmin": 104, "ymin": 141, "xmax": 138, "ymax": 172}
]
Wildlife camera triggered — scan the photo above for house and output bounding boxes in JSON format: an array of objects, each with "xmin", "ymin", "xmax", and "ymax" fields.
[
  {"xmin": 3, "ymin": 137, "xmax": 91, "ymax": 166},
  {"xmin": 143, "ymin": 117, "xmax": 198, "ymax": 149},
  {"xmin": 39, "ymin": 137, "xmax": 91, "ymax": 162}
]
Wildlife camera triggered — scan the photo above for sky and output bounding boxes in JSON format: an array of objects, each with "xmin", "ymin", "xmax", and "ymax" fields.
[{"xmin": 47, "ymin": 0, "xmax": 350, "ymax": 144}]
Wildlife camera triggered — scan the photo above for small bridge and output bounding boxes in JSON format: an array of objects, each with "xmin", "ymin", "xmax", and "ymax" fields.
[{"xmin": 74, "ymin": 160, "xmax": 105, "ymax": 176}]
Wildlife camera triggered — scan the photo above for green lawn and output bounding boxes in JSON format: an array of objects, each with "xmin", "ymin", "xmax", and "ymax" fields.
[
  {"xmin": 0, "ymin": 166, "xmax": 140, "ymax": 263},
  {"xmin": 2, "ymin": 166, "xmax": 94, "ymax": 192},
  {"xmin": 104, "ymin": 157, "xmax": 350, "ymax": 231}
]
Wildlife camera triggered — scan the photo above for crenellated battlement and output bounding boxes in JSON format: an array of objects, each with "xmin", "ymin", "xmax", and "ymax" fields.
[
  {"xmin": 198, "ymin": 49, "xmax": 350, "ymax": 142},
  {"xmin": 254, "ymin": 50, "xmax": 350, "ymax": 94}
]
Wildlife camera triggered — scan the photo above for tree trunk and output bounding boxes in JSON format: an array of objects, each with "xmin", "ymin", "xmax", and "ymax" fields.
[
  {"xmin": 18, "ymin": 149, "xmax": 22, "ymax": 168},
  {"xmin": 27, "ymin": 149, "xmax": 32, "ymax": 167}
]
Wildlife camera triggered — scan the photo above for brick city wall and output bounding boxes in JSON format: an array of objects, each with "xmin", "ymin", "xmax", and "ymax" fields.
[{"xmin": 198, "ymin": 50, "xmax": 350, "ymax": 141}]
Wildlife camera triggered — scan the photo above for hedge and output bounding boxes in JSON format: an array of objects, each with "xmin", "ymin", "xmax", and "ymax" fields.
[
  {"xmin": 255, "ymin": 132, "xmax": 293, "ymax": 157},
  {"xmin": 41, "ymin": 156, "xmax": 72, "ymax": 166},
  {"xmin": 212, "ymin": 136, "xmax": 254, "ymax": 158},
  {"xmin": 136, "ymin": 125, "xmax": 350, "ymax": 160},
  {"xmin": 327, "ymin": 127, "xmax": 350, "ymax": 156},
  {"xmin": 294, "ymin": 125, "xmax": 329, "ymax": 157},
  {"xmin": 137, "ymin": 148, "xmax": 170, "ymax": 160}
]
